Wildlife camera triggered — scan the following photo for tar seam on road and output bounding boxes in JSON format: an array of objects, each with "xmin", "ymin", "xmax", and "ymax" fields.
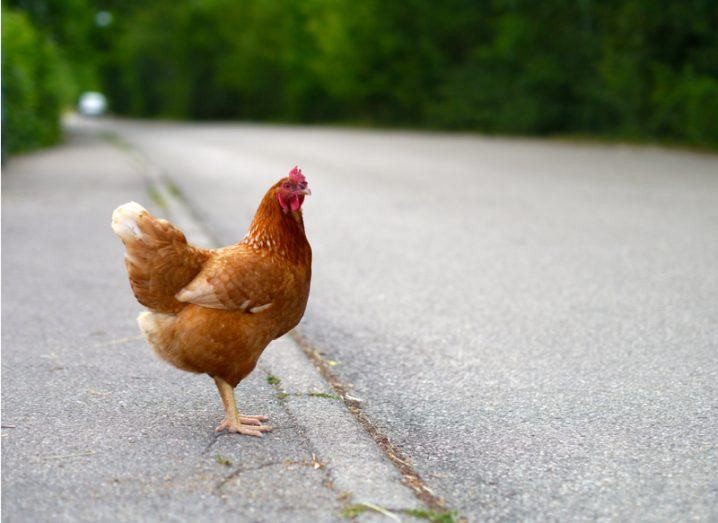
[{"xmin": 103, "ymin": 131, "xmax": 458, "ymax": 518}]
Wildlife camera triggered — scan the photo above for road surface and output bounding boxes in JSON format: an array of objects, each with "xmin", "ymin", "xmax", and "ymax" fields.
[
  {"xmin": 100, "ymin": 118, "xmax": 718, "ymax": 521},
  {"xmin": 7, "ymin": 117, "xmax": 718, "ymax": 521}
]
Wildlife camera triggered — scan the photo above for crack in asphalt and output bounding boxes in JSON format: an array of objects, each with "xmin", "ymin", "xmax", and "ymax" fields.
[
  {"xmin": 215, "ymin": 461, "xmax": 286, "ymax": 493},
  {"xmin": 290, "ymin": 330, "xmax": 454, "ymax": 514}
]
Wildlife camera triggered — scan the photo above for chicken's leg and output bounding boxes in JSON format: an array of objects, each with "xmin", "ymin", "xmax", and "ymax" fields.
[{"xmin": 213, "ymin": 376, "xmax": 272, "ymax": 437}]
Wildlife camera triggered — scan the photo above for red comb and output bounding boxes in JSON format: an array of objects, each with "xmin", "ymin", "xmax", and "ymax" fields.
[{"xmin": 289, "ymin": 166, "xmax": 306, "ymax": 184}]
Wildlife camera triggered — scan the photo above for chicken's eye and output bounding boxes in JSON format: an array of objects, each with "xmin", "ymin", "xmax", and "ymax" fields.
[{"xmin": 283, "ymin": 183, "xmax": 291, "ymax": 190}]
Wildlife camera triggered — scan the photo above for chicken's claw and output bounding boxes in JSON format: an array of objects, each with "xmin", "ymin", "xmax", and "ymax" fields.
[
  {"xmin": 238, "ymin": 414, "xmax": 269, "ymax": 426},
  {"xmin": 215, "ymin": 417, "xmax": 273, "ymax": 437}
]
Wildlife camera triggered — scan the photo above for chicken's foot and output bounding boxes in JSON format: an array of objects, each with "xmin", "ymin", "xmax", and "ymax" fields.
[{"xmin": 213, "ymin": 376, "xmax": 272, "ymax": 437}]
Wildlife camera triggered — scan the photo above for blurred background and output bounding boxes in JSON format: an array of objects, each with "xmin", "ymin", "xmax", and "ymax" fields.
[{"xmin": 2, "ymin": 0, "xmax": 718, "ymax": 155}]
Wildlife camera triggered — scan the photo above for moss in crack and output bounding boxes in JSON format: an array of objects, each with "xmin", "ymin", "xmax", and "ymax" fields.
[
  {"xmin": 215, "ymin": 454, "xmax": 233, "ymax": 467},
  {"xmin": 341, "ymin": 502, "xmax": 402, "ymax": 520},
  {"xmin": 166, "ymin": 181, "xmax": 183, "ymax": 197},
  {"xmin": 148, "ymin": 186, "xmax": 166, "ymax": 208},
  {"xmin": 341, "ymin": 504, "xmax": 370, "ymax": 518},
  {"xmin": 308, "ymin": 391, "xmax": 339, "ymax": 399},
  {"xmin": 404, "ymin": 508, "xmax": 460, "ymax": 523}
]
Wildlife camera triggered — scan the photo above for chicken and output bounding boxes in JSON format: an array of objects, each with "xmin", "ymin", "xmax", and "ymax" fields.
[{"xmin": 112, "ymin": 167, "xmax": 312, "ymax": 436}]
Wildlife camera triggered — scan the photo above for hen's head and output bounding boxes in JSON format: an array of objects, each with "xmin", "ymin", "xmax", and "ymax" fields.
[{"xmin": 276, "ymin": 166, "xmax": 311, "ymax": 213}]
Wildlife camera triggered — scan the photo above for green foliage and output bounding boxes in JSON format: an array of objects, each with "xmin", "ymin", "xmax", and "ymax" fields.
[
  {"xmin": 94, "ymin": 0, "xmax": 717, "ymax": 147},
  {"xmin": 2, "ymin": 6, "xmax": 74, "ymax": 153},
  {"xmin": 5, "ymin": 0, "xmax": 718, "ymax": 151},
  {"xmin": 6, "ymin": 0, "xmax": 100, "ymax": 95},
  {"xmin": 649, "ymin": 65, "xmax": 718, "ymax": 145}
]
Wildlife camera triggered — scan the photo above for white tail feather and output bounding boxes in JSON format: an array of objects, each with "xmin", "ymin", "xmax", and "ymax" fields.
[{"xmin": 112, "ymin": 201, "xmax": 148, "ymax": 241}]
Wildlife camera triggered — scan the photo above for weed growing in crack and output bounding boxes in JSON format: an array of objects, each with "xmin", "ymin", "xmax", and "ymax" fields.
[
  {"xmin": 308, "ymin": 391, "xmax": 339, "ymax": 399},
  {"xmin": 404, "ymin": 508, "xmax": 460, "ymax": 523},
  {"xmin": 215, "ymin": 454, "xmax": 233, "ymax": 467}
]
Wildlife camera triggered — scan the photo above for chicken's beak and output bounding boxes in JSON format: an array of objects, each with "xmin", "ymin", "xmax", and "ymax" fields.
[{"xmin": 301, "ymin": 187, "xmax": 312, "ymax": 196}]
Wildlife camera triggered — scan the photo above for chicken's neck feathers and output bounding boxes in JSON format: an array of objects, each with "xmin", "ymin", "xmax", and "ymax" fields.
[{"xmin": 242, "ymin": 186, "xmax": 310, "ymax": 264}]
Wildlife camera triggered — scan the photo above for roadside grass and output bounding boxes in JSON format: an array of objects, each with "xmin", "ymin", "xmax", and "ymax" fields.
[{"xmin": 341, "ymin": 503, "xmax": 459, "ymax": 522}]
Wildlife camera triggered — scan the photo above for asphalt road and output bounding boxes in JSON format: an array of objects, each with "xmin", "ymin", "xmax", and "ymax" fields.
[{"xmin": 9, "ymin": 117, "xmax": 718, "ymax": 521}]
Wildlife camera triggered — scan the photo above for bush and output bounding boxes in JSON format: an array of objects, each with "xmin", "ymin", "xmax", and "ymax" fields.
[
  {"xmin": 6, "ymin": 1, "xmax": 715, "ymax": 150},
  {"xmin": 95, "ymin": 1, "xmax": 718, "ymax": 148},
  {"xmin": 2, "ymin": 6, "xmax": 73, "ymax": 154},
  {"xmin": 650, "ymin": 65, "xmax": 718, "ymax": 147}
]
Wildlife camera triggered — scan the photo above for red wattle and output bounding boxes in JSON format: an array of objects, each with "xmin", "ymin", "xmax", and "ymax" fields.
[
  {"xmin": 277, "ymin": 192, "xmax": 289, "ymax": 212},
  {"xmin": 290, "ymin": 194, "xmax": 301, "ymax": 212}
]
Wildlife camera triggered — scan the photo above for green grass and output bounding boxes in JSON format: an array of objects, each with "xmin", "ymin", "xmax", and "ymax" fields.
[
  {"xmin": 342, "ymin": 505, "xmax": 460, "ymax": 522},
  {"xmin": 341, "ymin": 503, "xmax": 400, "ymax": 520},
  {"xmin": 404, "ymin": 508, "xmax": 459, "ymax": 523},
  {"xmin": 266, "ymin": 375, "xmax": 281, "ymax": 386},
  {"xmin": 341, "ymin": 504, "xmax": 370, "ymax": 518}
]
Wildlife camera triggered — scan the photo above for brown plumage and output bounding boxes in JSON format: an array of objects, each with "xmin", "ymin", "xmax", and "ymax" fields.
[{"xmin": 112, "ymin": 168, "xmax": 312, "ymax": 436}]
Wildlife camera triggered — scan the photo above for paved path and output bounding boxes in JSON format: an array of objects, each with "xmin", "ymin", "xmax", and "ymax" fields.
[{"xmin": 100, "ymin": 118, "xmax": 718, "ymax": 521}]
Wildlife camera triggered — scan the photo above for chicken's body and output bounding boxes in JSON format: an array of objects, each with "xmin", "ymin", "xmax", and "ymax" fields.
[{"xmin": 112, "ymin": 170, "xmax": 312, "ymax": 436}]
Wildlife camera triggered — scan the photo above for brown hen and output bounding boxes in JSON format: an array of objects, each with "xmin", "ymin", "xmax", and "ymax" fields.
[{"xmin": 112, "ymin": 167, "xmax": 312, "ymax": 436}]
